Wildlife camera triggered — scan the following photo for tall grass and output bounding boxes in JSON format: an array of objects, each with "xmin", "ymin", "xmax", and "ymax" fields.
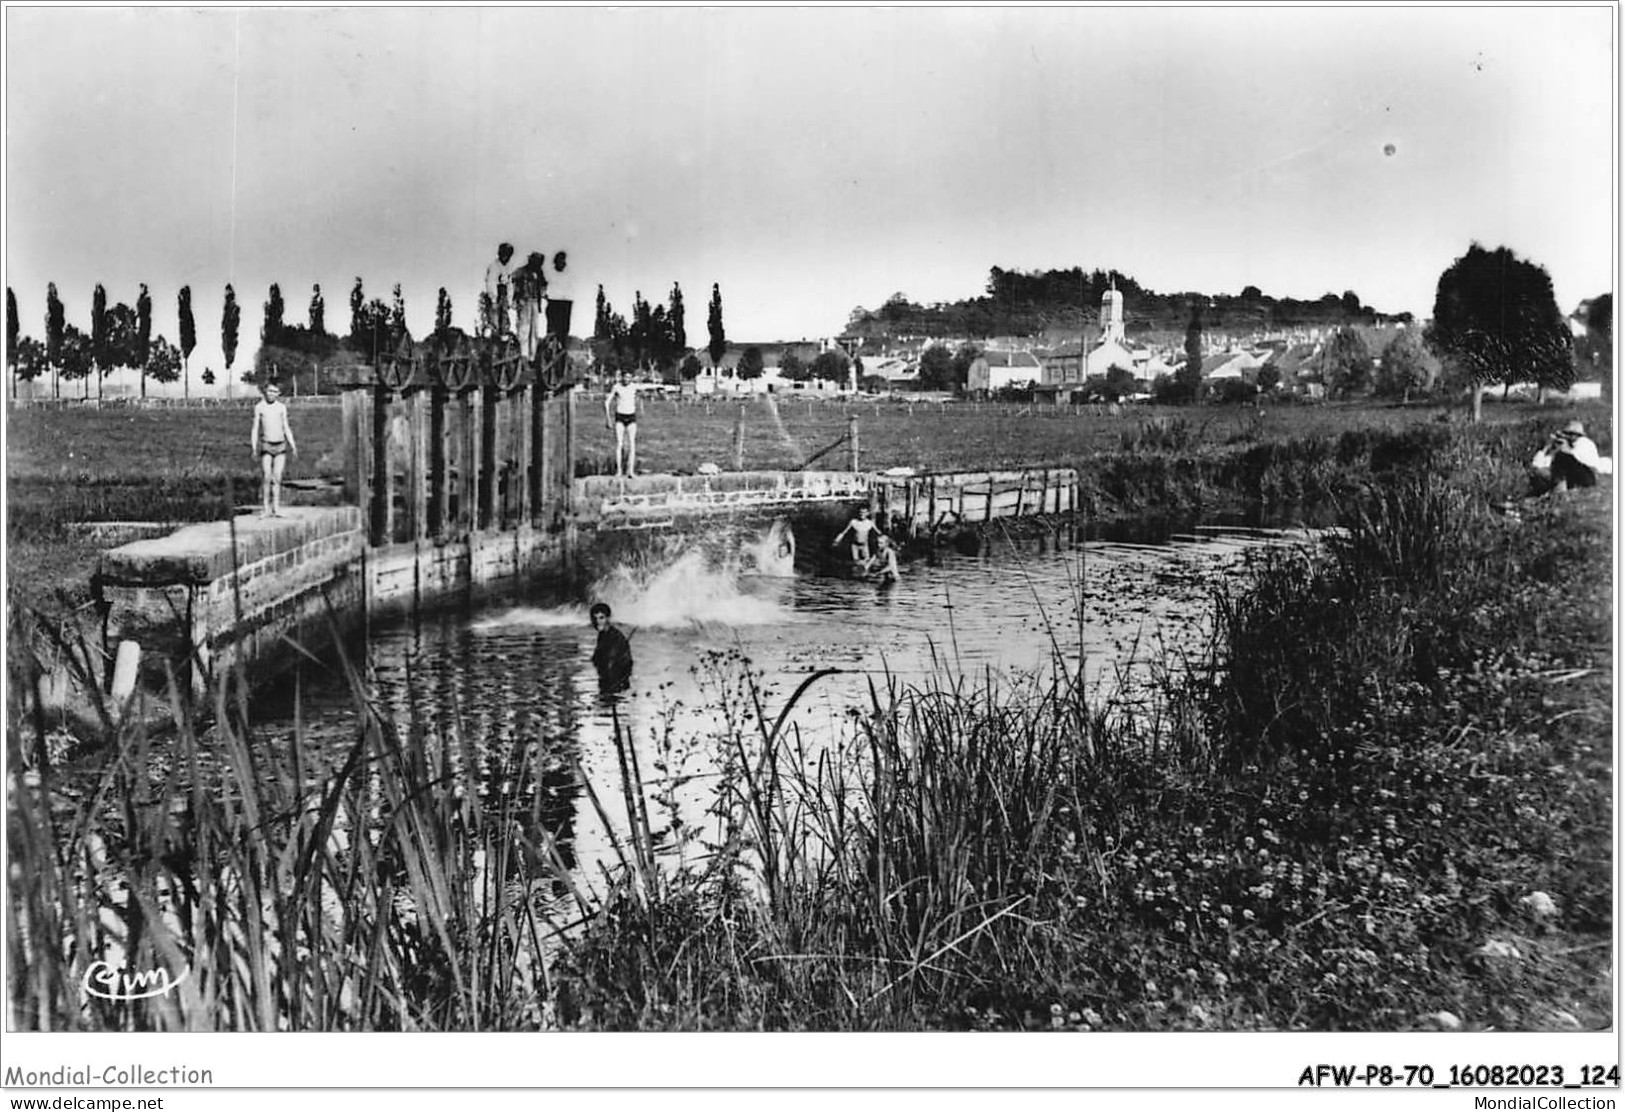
[{"xmin": 8, "ymin": 420, "xmax": 1611, "ymax": 1031}]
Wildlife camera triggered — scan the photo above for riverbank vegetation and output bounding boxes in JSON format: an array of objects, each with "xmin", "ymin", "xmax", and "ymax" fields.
[
  {"xmin": 6, "ymin": 394, "xmax": 1595, "ymax": 612},
  {"xmin": 6, "ymin": 415, "xmax": 1610, "ymax": 1031}
]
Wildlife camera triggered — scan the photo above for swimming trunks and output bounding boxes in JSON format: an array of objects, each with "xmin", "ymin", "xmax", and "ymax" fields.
[
  {"xmin": 260, "ymin": 440, "xmax": 287, "ymax": 457},
  {"xmin": 614, "ymin": 412, "xmax": 637, "ymax": 427}
]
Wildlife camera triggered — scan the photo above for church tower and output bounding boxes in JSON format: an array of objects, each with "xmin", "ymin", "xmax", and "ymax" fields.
[{"xmin": 1099, "ymin": 276, "xmax": 1126, "ymax": 345}]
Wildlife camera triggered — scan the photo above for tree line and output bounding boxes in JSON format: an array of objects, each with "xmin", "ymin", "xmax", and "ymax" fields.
[
  {"xmin": 5, "ymin": 275, "xmax": 737, "ymax": 397},
  {"xmin": 845, "ymin": 246, "xmax": 1611, "ymax": 417}
]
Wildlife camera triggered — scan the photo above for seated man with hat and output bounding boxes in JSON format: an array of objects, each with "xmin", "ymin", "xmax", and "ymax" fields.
[{"xmin": 1531, "ymin": 419, "xmax": 1606, "ymax": 494}]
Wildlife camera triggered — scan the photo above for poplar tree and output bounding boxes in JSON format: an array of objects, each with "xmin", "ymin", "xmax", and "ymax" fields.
[
  {"xmin": 669, "ymin": 282, "xmax": 686, "ymax": 353},
  {"xmin": 263, "ymin": 282, "xmax": 285, "ymax": 347},
  {"xmin": 309, "ymin": 283, "xmax": 325, "ymax": 336},
  {"xmin": 91, "ymin": 283, "xmax": 108, "ymax": 399},
  {"xmin": 222, "ymin": 283, "xmax": 240, "ymax": 374},
  {"xmin": 391, "ymin": 283, "xmax": 407, "ymax": 342},
  {"xmin": 436, "ymin": 287, "xmax": 453, "ymax": 338},
  {"xmin": 178, "ymin": 286, "xmax": 196, "ymax": 398},
  {"xmin": 350, "ymin": 277, "xmax": 365, "ymax": 341},
  {"xmin": 136, "ymin": 283, "xmax": 152, "ymax": 396},
  {"xmin": 707, "ymin": 283, "xmax": 726, "ymax": 369},
  {"xmin": 6, "ymin": 287, "xmax": 17, "ymax": 372},
  {"xmin": 46, "ymin": 282, "xmax": 64, "ymax": 398}
]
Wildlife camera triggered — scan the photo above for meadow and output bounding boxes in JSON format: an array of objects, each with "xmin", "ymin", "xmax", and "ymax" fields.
[
  {"xmin": 4, "ymin": 392, "xmax": 1613, "ymax": 1033},
  {"xmin": 2, "ymin": 391, "xmax": 1572, "ymax": 613}
]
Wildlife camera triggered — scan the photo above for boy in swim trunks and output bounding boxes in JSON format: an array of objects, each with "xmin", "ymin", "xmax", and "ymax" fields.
[
  {"xmin": 604, "ymin": 370, "xmax": 640, "ymax": 477},
  {"xmin": 832, "ymin": 505, "xmax": 880, "ymax": 566},
  {"xmin": 251, "ymin": 380, "xmax": 298, "ymax": 518}
]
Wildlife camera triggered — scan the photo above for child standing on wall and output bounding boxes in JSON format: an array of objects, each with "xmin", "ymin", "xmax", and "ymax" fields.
[{"xmin": 251, "ymin": 380, "xmax": 298, "ymax": 518}]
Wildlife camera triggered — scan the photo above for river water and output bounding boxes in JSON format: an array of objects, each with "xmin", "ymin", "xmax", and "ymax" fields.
[{"xmin": 252, "ymin": 516, "xmax": 1317, "ymax": 900}]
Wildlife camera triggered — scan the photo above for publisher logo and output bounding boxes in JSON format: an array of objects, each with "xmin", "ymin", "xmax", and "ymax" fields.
[{"xmin": 81, "ymin": 960, "xmax": 188, "ymax": 1002}]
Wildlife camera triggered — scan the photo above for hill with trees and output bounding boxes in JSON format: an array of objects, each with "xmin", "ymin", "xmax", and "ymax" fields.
[{"xmin": 844, "ymin": 266, "xmax": 1410, "ymax": 346}]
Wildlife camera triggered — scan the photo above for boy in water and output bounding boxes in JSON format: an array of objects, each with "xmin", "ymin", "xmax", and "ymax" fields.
[
  {"xmin": 868, "ymin": 534, "xmax": 901, "ymax": 582},
  {"xmin": 589, "ymin": 602, "xmax": 633, "ymax": 693},
  {"xmin": 832, "ymin": 505, "xmax": 880, "ymax": 565},
  {"xmin": 250, "ymin": 380, "xmax": 297, "ymax": 518}
]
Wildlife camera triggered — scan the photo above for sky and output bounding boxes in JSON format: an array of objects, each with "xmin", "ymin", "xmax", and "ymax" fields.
[{"xmin": 3, "ymin": 5, "xmax": 1616, "ymax": 385}]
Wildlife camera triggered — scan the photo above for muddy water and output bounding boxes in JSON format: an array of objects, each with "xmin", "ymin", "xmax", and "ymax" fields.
[{"xmin": 252, "ymin": 517, "xmax": 1317, "ymax": 900}]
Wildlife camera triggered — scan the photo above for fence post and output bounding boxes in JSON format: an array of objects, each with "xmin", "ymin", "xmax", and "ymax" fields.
[
  {"xmin": 849, "ymin": 414, "xmax": 859, "ymax": 473},
  {"xmin": 734, "ymin": 403, "xmax": 746, "ymax": 470}
]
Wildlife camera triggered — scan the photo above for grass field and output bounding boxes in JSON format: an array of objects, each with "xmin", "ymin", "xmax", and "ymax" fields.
[{"xmin": 7, "ymin": 392, "xmax": 1605, "ymax": 616}]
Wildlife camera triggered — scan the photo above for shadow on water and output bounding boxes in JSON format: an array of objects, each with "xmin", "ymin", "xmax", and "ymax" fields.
[{"xmin": 249, "ymin": 512, "xmax": 1321, "ymax": 899}]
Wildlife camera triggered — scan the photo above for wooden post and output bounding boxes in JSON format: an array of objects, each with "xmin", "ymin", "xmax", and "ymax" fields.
[
  {"xmin": 370, "ymin": 384, "xmax": 389, "ymax": 546},
  {"xmin": 734, "ymin": 403, "xmax": 746, "ymax": 471},
  {"xmin": 429, "ymin": 386, "xmax": 447, "ymax": 538},
  {"xmin": 849, "ymin": 414, "xmax": 859, "ymax": 473},
  {"xmin": 410, "ymin": 391, "xmax": 429, "ymax": 540},
  {"xmin": 564, "ymin": 385, "xmax": 576, "ymax": 512},
  {"xmin": 1016, "ymin": 471, "xmax": 1027, "ymax": 518},
  {"xmin": 928, "ymin": 477, "xmax": 937, "ymax": 536},
  {"xmin": 460, "ymin": 391, "xmax": 478, "ymax": 535},
  {"xmin": 479, "ymin": 383, "xmax": 498, "ymax": 530},
  {"xmin": 531, "ymin": 380, "xmax": 546, "ymax": 525}
]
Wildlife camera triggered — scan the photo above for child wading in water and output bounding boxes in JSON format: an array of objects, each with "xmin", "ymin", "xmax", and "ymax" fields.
[{"xmin": 251, "ymin": 380, "xmax": 298, "ymax": 517}]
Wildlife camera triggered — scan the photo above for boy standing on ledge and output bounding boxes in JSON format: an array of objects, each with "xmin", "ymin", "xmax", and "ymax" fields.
[{"xmin": 251, "ymin": 380, "xmax": 298, "ymax": 518}]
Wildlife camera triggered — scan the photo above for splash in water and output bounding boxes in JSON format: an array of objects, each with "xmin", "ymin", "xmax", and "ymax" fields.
[
  {"xmin": 742, "ymin": 518, "xmax": 796, "ymax": 578},
  {"xmin": 591, "ymin": 528, "xmax": 795, "ymax": 630}
]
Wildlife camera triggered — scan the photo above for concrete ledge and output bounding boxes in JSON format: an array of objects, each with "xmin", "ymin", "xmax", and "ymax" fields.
[{"xmin": 98, "ymin": 506, "xmax": 364, "ymax": 585}]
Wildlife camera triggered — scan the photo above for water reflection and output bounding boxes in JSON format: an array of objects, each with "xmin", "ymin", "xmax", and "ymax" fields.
[{"xmin": 258, "ymin": 516, "xmax": 1317, "ymax": 896}]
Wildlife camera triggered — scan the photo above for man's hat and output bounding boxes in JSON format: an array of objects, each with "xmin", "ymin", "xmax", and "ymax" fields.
[{"xmin": 1563, "ymin": 419, "xmax": 1586, "ymax": 437}]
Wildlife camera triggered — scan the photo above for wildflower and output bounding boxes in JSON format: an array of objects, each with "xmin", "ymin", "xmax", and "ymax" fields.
[
  {"xmin": 1191, "ymin": 826, "xmax": 1204, "ymax": 839},
  {"xmin": 1144, "ymin": 980, "xmax": 1159, "ymax": 997},
  {"xmin": 1520, "ymin": 891, "xmax": 1558, "ymax": 918},
  {"xmin": 1050, "ymin": 1002, "xmax": 1063, "ymax": 1016},
  {"xmin": 1216, "ymin": 916, "xmax": 1231, "ymax": 928},
  {"xmin": 1212, "ymin": 970, "xmax": 1229, "ymax": 989},
  {"xmin": 1082, "ymin": 1007, "xmax": 1103, "ymax": 1027},
  {"xmin": 1426, "ymin": 1011, "xmax": 1462, "ymax": 1031},
  {"xmin": 1242, "ymin": 909, "xmax": 1255, "ymax": 922},
  {"xmin": 1478, "ymin": 939, "xmax": 1523, "ymax": 961}
]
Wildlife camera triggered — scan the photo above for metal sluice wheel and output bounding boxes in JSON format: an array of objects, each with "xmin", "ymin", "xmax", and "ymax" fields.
[{"xmin": 488, "ymin": 334, "xmax": 524, "ymax": 391}]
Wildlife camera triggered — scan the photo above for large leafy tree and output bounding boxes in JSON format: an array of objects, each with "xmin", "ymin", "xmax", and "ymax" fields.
[
  {"xmin": 178, "ymin": 286, "xmax": 196, "ymax": 397},
  {"xmin": 14, "ymin": 335, "xmax": 47, "ymax": 384},
  {"xmin": 778, "ymin": 350, "xmax": 809, "ymax": 382},
  {"xmin": 222, "ymin": 283, "xmax": 240, "ymax": 373},
  {"xmin": 1376, "ymin": 328, "xmax": 1439, "ymax": 402},
  {"xmin": 145, "ymin": 335, "xmax": 182, "ymax": 384},
  {"xmin": 1320, "ymin": 327, "xmax": 1375, "ymax": 397},
  {"xmin": 1427, "ymin": 243, "xmax": 1571, "ymax": 420},
  {"xmin": 918, "ymin": 343, "xmax": 955, "ymax": 391},
  {"xmin": 707, "ymin": 283, "xmax": 726, "ymax": 369},
  {"xmin": 737, "ymin": 345, "xmax": 764, "ymax": 380},
  {"xmin": 1574, "ymin": 293, "xmax": 1612, "ymax": 401},
  {"xmin": 810, "ymin": 349, "xmax": 850, "ymax": 385}
]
